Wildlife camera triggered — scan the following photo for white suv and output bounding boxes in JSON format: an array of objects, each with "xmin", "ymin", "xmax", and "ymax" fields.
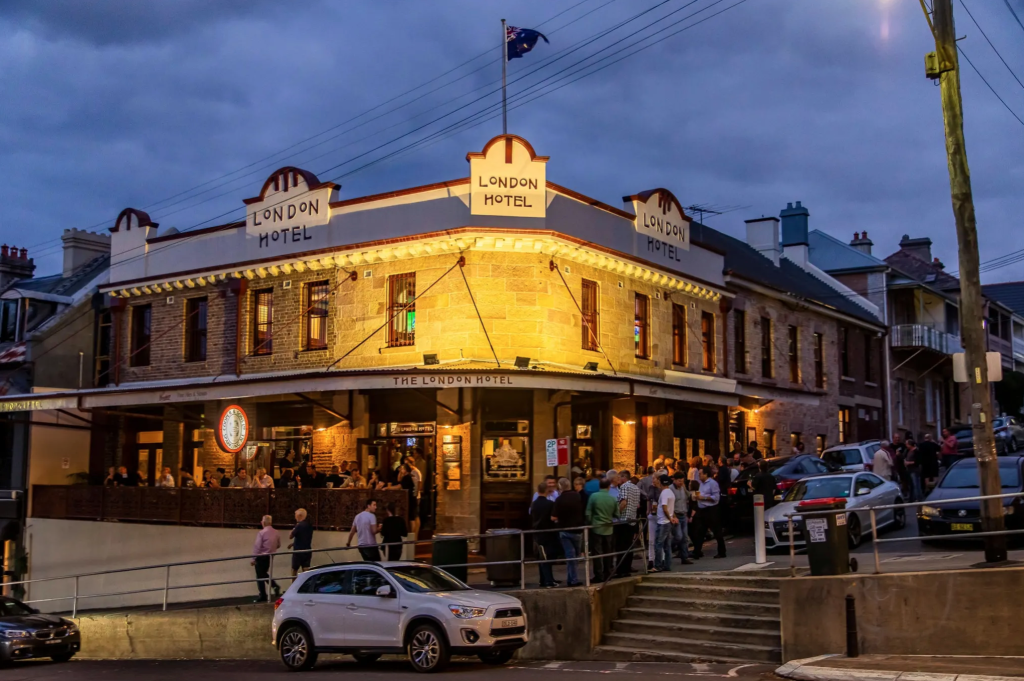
[
  {"xmin": 820, "ymin": 440, "xmax": 882, "ymax": 472},
  {"xmin": 272, "ymin": 561, "xmax": 528, "ymax": 673}
]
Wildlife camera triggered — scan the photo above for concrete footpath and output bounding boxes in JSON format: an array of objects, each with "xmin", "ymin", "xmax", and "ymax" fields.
[{"xmin": 777, "ymin": 654, "xmax": 1024, "ymax": 681}]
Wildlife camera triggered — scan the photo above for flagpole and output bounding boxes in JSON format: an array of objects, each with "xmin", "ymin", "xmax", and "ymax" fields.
[{"xmin": 501, "ymin": 18, "xmax": 508, "ymax": 135}]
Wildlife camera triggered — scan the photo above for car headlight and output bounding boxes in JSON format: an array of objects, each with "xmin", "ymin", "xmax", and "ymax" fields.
[
  {"xmin": 1, "ymin": 630, "xmax": 30, "ymax": 639},
  {"xmin": 920, "ymin": 505, "xmax": 941, "ymax": 517},
  {"xmin": 764, "ymin": 521, "xmax": 771, "ymax": 529},
  {"xmin": 66, "ymin": 622, "xmax": 79, "ymax": 632},
  {"xmin": 448, "ymin": 605, "xmax": 487, "ymax": 619}
]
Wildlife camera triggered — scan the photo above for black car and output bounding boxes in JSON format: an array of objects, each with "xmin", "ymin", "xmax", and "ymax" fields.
[
  {"xmin": 948, "ymin": 419, "xmax": 1024, "ymax": 459},
  {"xmin": 729, "ymin": 454, "xmax": 838, "ymax": 528},
  {"xmin": 917, "ymin": 455, "xmax": 1024, "ymax": 538},
  {"xmin": 0, "ymin": 597, "xmax": 80, "ymax": 663}
]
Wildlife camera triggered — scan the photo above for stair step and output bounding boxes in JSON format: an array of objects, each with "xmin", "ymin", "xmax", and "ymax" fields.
[
  {"xmin": 592, "ymin": 644, "xmax": 770, "ymax": 665},
  {"xmin": 634, "ymin": 583, "xmax": 780, "ymax": 604},
  {"xmin": 610, "ymin": 618, "xmax": 780, "ymax": 647},
  {"xmin": 599, "ymin": 632, "xmax": 782, "ymax": 664},
  {"xmin": 626, "ymin": 594, "xmax": 780, "ymax": 617},
  {"xmin": 642, "ymin": 573, "xmax": 787, "ymax": 589},
  {"xmin": 617, "ymin": 606, "xmax": 779, "ymax": 629}
]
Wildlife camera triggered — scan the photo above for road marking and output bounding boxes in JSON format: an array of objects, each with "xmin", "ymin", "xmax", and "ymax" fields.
[
  {"xmin": 882, "ymin": 554, "xmax": 963, "ymax": 563},
  {"xmin": 544, "ymin": 662, "xmax": 566, "ymax": 669},
  {"xmin": 728, "ymin": 664, "xmax": 757, "ymax": 677}
]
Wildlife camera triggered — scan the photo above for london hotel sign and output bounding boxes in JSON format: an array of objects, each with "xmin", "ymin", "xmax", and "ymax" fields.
[
  {"xmin": 244, "ymin": 167, "xmax": 339, "ymax": 249},
  {"xmin": 468, "ymin": 135, "xmax": 548, "ymax": 218}
]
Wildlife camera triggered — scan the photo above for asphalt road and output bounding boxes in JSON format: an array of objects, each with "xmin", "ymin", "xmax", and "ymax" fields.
[{"xmin": 2, "ymin": 659, "xmax": 777, "ymax": 680}]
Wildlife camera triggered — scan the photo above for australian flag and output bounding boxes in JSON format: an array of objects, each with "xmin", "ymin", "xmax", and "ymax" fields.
[{"xmin": 506, "ymin": 25, "xmax": 548, "ymax": 60}]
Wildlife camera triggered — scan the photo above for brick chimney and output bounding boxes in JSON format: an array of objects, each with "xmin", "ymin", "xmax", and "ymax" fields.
[
  {"xmin": 850, "ymin": 231, "xmax": 874, "ymax": 255},
  {"xmin": 899, "ymin": 234, "xmax": 933, "ymax": 263},
  {"xmin": 0, "ymin": 245, "xmax": 35, "ymax": 290},
  {"xmin": 61, "ymin": 228, "xmax": 111, "ymax": 278}
]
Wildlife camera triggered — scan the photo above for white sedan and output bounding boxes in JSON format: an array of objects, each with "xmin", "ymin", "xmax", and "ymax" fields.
[{"xmin": 764, "ymin": 472, "xmax": 905, "ymax": 549}]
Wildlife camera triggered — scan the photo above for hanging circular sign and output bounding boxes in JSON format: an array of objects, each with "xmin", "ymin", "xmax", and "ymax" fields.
[{"xmin": 217, "ymin": 404, "xmax": 249, "ymax": 454}]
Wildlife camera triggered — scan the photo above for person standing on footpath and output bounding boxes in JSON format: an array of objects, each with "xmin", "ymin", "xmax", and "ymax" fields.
[
  {"xmin": 918, "ymin": 433, "xmax": 941, "ymax": 493},
  {"xmin": 381, "ymin": 502, "xmax": 408, "ymax": 561},
  {"xmin": 670, "ymin": 472, "xmax": 693, "ymax": 565},
  {"xmin": 252, "ymin": 515, "xmax": 281, "ymax": 603},
  {"xmin": 552, "ymin": 477, "xmax": 584, "ymax": 587},
  {"xmin": 347, "ymin": 498, "xmax": 382, "ymax": 561},
  {"xmin": 904, "ymin": 438, "xmax": 922, "ymax": 502},
  {"xmin": 636, "ymin": 466, "xmax": 658, "ymax": 570},
  {"xmin": 584, "ymin": 477, "xmax": 620, "ymax": 583},
  {"xmin": 873, "ymin": 440, "xmax": 895, "ymax": 482},
  {"xmin": 940, "ymin": 427, "xmax": 959, "ymax": 470},
  {"xmin": 652, "ymin": 474, "xmax": 676, "ymax": 572},
  {"xmin": 614, "ymin": 471, "xmax": 640, "ymax": 577},
  {"xmin": 750, "ymin": 459, "xmax": 777, "ymax": 510},
  {"xmin": 529, "ymin": 482, "xmax": 559, "ymax": 588},
  {"xmin": 692, "ymin": 467, "xmax": 726, "ymax": 559},
  {"xmin": 289, "ymin": 508, "xmax": 314, "ymax": 576}
]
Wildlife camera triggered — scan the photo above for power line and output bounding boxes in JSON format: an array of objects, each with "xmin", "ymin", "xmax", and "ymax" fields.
[
  {"xmin": 957, "ymin": 45, "xmax": 1024, "ymax": 128},
  {"xmin": 957, "ymin": 0, "xmax": 1024, "ymax": 92},
  {"xmin": 1003, "ymin": 0, "xmax": 1024, "ymax": 35}
]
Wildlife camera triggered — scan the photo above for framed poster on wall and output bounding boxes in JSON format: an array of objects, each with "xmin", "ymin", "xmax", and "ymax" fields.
[{"xmin": 482, "ymin": 436, "xmax": 529, "ymax": 481}]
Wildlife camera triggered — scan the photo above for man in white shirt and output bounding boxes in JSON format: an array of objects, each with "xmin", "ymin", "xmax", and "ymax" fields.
[
  {"xmin": 692, "ymin": 467, "xmax": 726, "ymax": 559},
  {"xmin": 654, "ymin": 475, "xmax": 677, "ymax": 572},
  {"xmin": 251, "ymin": 467, "xmax": 274, "ymax": 489},
  {"xmin": 873, "ymin": 441, "xmax": 895, "ymax": 481},
  {"xmin": 155, "ymin": 467, "xmax": 175, "ymax": 488},
  {"xmin": 347, "ymin": 499, "xmax": 382, "ymax": 561}
]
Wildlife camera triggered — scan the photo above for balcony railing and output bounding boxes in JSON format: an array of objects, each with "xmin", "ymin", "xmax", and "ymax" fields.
[
  {"xmin": 889, "ymin": 324, "xmax": 961, "ymax": 354},
  {"xmin": 30, "ymin": 485, "xmax": 409, "ymax": 530}
]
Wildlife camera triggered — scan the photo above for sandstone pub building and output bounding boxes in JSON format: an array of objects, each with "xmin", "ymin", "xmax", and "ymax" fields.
[{"xmin": 6, "ymin": 134, "xmax": 886, "ymax": 547}]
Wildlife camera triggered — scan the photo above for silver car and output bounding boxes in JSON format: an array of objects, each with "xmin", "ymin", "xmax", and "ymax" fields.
[
  {"xmin": 764, "ymin": 472, "xmax": 905, "ymax": 549},
  {"xmin": 272, "ymin": 561, "xmax": 528, "ymax": 673}
]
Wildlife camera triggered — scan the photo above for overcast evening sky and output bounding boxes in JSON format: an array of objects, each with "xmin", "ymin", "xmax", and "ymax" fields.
[{"xmin": 1, "ymin": 0, "xmax": 1023, "ymax": 282}]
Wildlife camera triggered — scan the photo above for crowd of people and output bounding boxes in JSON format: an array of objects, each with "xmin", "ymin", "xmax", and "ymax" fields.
[{"xmin": 868, "ymin": 430, "xmax": 957, "ymax": 502}]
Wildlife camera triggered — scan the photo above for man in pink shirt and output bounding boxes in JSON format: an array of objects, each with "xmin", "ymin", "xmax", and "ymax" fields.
[
  {"xmin": 252, "ymin": 515, "xmax": 281, "ymax": 602},
  {"xmin": 940, "ymin": 427, "xmax": 960, "ymax": 470}
]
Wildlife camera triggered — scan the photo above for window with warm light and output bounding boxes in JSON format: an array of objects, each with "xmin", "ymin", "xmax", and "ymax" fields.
[
  {"xmin": 387, "ymin": 273, "xmax": 416, "ymax": 347},
  {"xmin": 701, "ymin": 311, "xmax": 715, "ymax": 371},
  {"xmin": 672, "ymin": 304, "xmax": 686, "ymax": 366},
  {"xmin": 253, "ymin": 289, "xmax": 273, "ymax": 355},
  {"xmin": 634, "ymin": 293, "xmax": 650, "ymax": 359},
  {"xmin": 303, "ymin": 281, "xmax": 329, "ymax": 351}
]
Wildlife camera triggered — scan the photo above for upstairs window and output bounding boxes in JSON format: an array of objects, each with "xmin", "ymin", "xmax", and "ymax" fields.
[
  {"xmin": 760, "ymin": 316, "xmax": 772, "ymax": 378},
  {"xmin": 813, "ymin": 332, "xmax": 824, "ymax": 389},
  {"xmin": 129, "ymin": 304, "xmax": 152, "ymax": 367},
  {"xmin": 303, "ymin": 281, "xmax": 330, "ymax": 351},
  {"xmin": 734, "ymin": 309, "xmax": 746, "ymax": 374},
  {"xmin": 581, "ymin": 279, "xmax": 600, "ymax": 351},
  {"xmin": 864, "ymin": 332, "xmax": 874, "ymax": 383},
  {"xmin": 185, "ymin": 297, "xmax": 208, "ymax": 363},
  {"xmin": 788, "ymin": 325, "xmax": 799, "ymax": 383},
  {"xmin": 253, "ymin": 289, "xmax": 273, "ymax": 356},
  {"xmin": 672, "ymin": 304, "xmax": 687, "ymax": 366},
  {"xmin": 0, "ymin": 300, "xmax": 17, "ymax": 342},
  {"xmin": 701, "ymin": 311, "xmax": 715, "ymax": 371},
  {"xmin": 387, "ymin": 273, "xmax": 416, "ymax": 347},
  {"xmin": 94, "ymin": 309, "xmax": 112, "ymax": 387},
  {"xmin": 840, "ymin": 327, "xmax": 850, "ymax": 377},
  {"xmin": 634, "ymin": 293, "xmax": 650, "ymax": 359}
]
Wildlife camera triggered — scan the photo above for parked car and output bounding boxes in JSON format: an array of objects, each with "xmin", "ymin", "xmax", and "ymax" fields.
[
  {"xmin": 820, "ymin": 440, "xmax": 882, "ymax": 472},
  {"xmin": 763, "ymin": 471, "xmax": 904, "ymax": 549},
  {"xmin": 918, "ymin": 455, "xmax": 1024, "ymax": 537},
  {"xmin": 729, "ymin": 454, "xmax": 839, "ymax": 528},
  {"xmin": 0, "ymin": 597, "xmax": 80, "ymax": 663},
  {"xmin": 272, "ymin": 561, "xmax": 528, "ymax": 673},
  {"xmin": 949, "ymin": 418, "xmax": 1024, "ymax": 457}
]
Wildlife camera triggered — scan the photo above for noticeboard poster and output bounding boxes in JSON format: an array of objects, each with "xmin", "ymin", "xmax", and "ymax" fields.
[{"xmin": 483, "ymin": 436, "xmax": 529, "ymax": 481}]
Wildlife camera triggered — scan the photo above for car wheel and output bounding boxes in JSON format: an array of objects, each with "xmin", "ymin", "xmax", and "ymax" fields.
[
  {"xmin": 407, "ymin": 623, "xmax": 450, "ymax": 673},
  {"xmin": 353, "ymin": 653, "xmax": 381, "ymax": 664},
  {"xmin": 49, "ymin": 653, "xmax": 75, "ymax": 663},
  {"xmin": 279, "ymin": 625, "xmax": 318, "ymax": 672},
  {"xmin": 479, "ymin": 650, "xmax": 515, "ymax": 665},
  {"xmin": 892, "ymin": 499, "xmax": 907, "ymax": 530},
  {"xmin": 847, "ymin": 513, "xmax": 862, "ymax": 549},
  {"xmin": 1011, "ymin": 438, "xmax": 1018, "ymax": 453}
]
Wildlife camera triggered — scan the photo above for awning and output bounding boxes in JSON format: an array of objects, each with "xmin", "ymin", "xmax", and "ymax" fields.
[{"xmin": 0, "ymin": 362, "xmax": 739, "ymax": 412}]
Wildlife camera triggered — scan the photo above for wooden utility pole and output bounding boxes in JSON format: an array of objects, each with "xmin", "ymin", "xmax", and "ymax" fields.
[{"xmin": 924, "ymin": 0, "xmax": 1005, "ymax": 561}]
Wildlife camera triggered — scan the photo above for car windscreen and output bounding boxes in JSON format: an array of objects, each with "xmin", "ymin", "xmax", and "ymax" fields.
[
  {"xmin": 823, "ymin": 449, "xmax": 862, "ymax": 467},
  {"xmin": 940, "ymin": 462, "xmax": 1021, "ymax": 489},
  {"xmin": 387, "ymin": 565, "xmax": 470, "ymax": 593},
  {"xmin": 784, "ymin": 477, "xmax": 853, "ymax": 502},
  {"xmin": 0, "ymin": 599, "xmax": 33, "ymax": 617}
]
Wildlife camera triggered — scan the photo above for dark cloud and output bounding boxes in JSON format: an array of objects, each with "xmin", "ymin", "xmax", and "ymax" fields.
[{"xmin": 1, "ymin": 0, "xmax": 1023, "ymax": 282}]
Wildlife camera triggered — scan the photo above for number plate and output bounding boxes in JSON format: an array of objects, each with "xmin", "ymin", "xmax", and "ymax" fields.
[
  {"xmin": 501, "ymin": 618, "xmax": 521, "ymax": 628},
  {"xmin": 45, "ymin": 639, "xmax": 65, "ymax": 644},
  {"xmin": 951, "ymin": 523, "xmax": 974, "ymax": 532}
]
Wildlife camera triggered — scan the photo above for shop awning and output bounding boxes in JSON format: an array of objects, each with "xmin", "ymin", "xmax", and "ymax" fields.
[{"xmin": 0, "ymin": 360, "xmax": 740, "ymax": 413}]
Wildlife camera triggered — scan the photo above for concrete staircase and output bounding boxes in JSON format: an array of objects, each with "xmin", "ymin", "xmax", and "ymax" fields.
[{"xmin": 594, "ymin": 569, "xmax": 790, "ymax": 664}]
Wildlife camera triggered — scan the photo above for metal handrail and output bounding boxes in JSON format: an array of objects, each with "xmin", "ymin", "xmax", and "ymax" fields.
[
  {"xmin": 782, "ymin": 490, "xmax": 1024, "ymax": 574},
  {"xmin": 9, "ymin": 519, "xmax": 646, "ymax": 616}
]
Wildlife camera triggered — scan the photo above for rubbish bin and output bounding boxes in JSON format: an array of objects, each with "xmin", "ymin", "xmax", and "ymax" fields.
[
  {"xmin": 431, "ymin": 534, "xmax": 469, "ymax": 583},
  {"xmin": 797, "ymin": 498, "xmax": 853, "ymax": 576},
  {"xmin": 484, "ymin": 529, "xmax": 522, "ymax": 586}
]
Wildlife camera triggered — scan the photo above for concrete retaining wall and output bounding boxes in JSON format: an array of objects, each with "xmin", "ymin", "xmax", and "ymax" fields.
[
  {"xmin": 73, "ymin": 579, "xmax": 639, "ymax": 661},
  {"xmin": 779, "ymin": 566, "xmax": 1024, "ymax": 662},
  {"xmin": 26, "ymin": 518, "xmax": 414, "ymax": 612}
]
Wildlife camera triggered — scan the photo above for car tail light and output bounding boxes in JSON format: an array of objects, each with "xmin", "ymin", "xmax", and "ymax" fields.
[
  {"xmin": 776, "ymin": 479, "xmax": 798, "ymax": 492},
  {"xmin": 728, "ymin": 487, "xmax": 739, "ymax": 495},
  {"xmin": 864, "ymin": 462, "xmax": 873, "ymax": 471},
  {"xmin": 274, "ymin": 598, "xmax": 284, "ymax": 610}
]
